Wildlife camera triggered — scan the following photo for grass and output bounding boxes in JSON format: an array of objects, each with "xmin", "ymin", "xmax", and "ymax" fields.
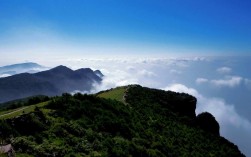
[
  {"xmin": 0, "ymin": 108, "xmax": 25, "ymax": 115},
  {"xmin": 0, "ymin": 101, "xmax": 49, "ymax": 120},
  {"xmin": 97, "ymin": 86, "xmax": 127, "ymax": 104},
  {"xmin": 15, "ymin": 153, "xmax": 33, "ymax": 157}
]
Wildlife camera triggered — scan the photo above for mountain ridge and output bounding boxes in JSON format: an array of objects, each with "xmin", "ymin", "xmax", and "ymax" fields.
[
  {"xmin": 0, "ymin": 66, "xmax": 103, "ymax": 103},
  {"xmin": 0, "ymin": 85, "xmax": 244, "ymax": 156}
]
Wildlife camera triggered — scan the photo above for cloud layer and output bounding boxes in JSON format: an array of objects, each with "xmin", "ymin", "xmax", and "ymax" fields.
[{"xmin": 30, "ymin": 56, "xmax": 251, "ymax": 156}]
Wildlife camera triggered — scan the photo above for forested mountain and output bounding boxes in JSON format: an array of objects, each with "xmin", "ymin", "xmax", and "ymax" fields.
[
  {"xmin": 0, "ymin": 85, "xmax": 244, "ymax": 156},
  {"xmin": 0, "ymin": 66, "xmax": 103, "ymax": 103}
]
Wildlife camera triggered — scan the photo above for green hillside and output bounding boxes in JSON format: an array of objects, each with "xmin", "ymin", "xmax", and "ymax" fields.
[
  {"xmin": 0, "ymin": 85, "xmax": 245, "ymax": 157},
  {"xmin": 97, "ymin": 86, "xmax": 127, "ymax": 103},
  {"xmin": 0, "ymin": 101, "xmax": 49, "ymax": 120}
]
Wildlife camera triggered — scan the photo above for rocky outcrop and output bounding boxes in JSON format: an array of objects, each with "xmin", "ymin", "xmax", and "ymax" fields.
[
  {"xmin": 0, "ymin": 144, "xmax": 15, "ymax": 157},
  {"xmin": 196, "ymin": 112, "xmax": 220, "ymax": 136},
  {"xmin": 125, "ymin": 85, "xmax": 197, "ymax": 119}
]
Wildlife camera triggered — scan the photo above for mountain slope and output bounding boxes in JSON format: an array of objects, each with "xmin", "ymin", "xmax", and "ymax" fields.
[
  {"xmin": 0, "ymin": 66, "xmax": 103, "ymax": 103},
  {"xmin": 0, "ymin": 85, "xmax": 244, "ymax": 156},
  {"xmin": 97, "ymin": 86, "xmax": 127, "ymax": 103}
]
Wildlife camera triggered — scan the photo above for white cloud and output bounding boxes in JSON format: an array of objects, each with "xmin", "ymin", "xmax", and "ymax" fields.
[
  {"xmin": 196, "ymin": 78, "xmax": 208, "ymax": 84},
  {"xmin": 170, "ymin": 69, "xmax": 182, "ymax": 74},
  {"xmin": 0, "ymin": 74, "xmax": 11, "ymax": 78},
  {"xmin": 196, "ymin": 75, "xmax": 244, "ymax": 88},
  {"xmin": 126, "ymin": 66, "xmax": 136, "ymax": 72},
  {"xmin": 192, "ymin": 56, "xmax": 208, "ymax": 61},
  {"xmin": 138, "ymin": 69, "xmax": 156, "ymax": 77},
  {"xmin": 163, "ymin": 84, "xmax": 199, "ymax": 96},
  {"xmin": 211, "ymin": 76, "xmax": 242, "ymax": 88},
  {"xmin": 244, "ymin": 79, "xmax": 251, "ymax": 90},
  {"xmin": 217, "ymin": 67, "xmax": 232, "ymax": 74},
  {"xmin": 91, "ymin": 69, "xmax": 139, "ymax": 93}
]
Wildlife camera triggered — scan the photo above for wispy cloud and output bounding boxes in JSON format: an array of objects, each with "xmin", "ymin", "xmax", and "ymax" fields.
[
  {"xmin": 170, "ymin": 69, "xmax": 182, "ymax": 74},
  {"xmin": 211, "ymin": 76, "xmax": 242, "ymax": 88},
  {"xmin": 138, "ymin": 69, "xmax": 157, "ymax": 77},
  {"xmin": 196, "ymin": 78, "xmax": 209, "ymax": 84},
  {"xmin": 0, "ymin": 74, "xmax": 11, "ymax": 78},
  {"xmin": 217, "ymin": 66, "xmax": 232, "ymax": 74},
  {"xmin": 196, "ymin": 75, "xmax": 243, "ymax": 88}
]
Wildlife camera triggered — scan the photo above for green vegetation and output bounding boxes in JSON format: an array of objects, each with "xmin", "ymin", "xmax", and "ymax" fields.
[
  {"xmin": 0, "ymin": 95, "xmax": 50, "ymax": 110},
  {"xmin": 0, "ymin": 101, "xmax": 49, "ymax": 120},
  {"xmin": 97, "ymin": 86, "xmax": 127, "ymax": 103},
  {"xmin": 0, "ymin": 85, "xmax": 245, "ymax": 156}
]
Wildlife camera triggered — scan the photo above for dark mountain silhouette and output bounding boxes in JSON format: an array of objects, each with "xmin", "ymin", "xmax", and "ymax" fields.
[
  {"xmin": 0, "ymin": 65, "xmax": 103, "ymax": 103},
  {"xmin": 196, "ymin": 112, "xmax": 220, "ymax": 136}
]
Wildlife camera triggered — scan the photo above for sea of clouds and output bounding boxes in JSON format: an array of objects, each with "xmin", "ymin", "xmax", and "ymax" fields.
[
  {"xmin": 2, "ymin": 56, "xmax": 250, "ymax": 156},
  {"xmin": 75, "ymin": 56, "xmax": 250, "ymax": 156}
]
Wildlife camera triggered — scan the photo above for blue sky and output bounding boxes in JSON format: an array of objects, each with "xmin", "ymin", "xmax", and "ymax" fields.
[
  {"xmin": 0, "ymin": 0, "xmax": 251, "ymax": 60},
  {"xmin": 1, "ymin": 1, "xmax": 251, "ymax": 155}
]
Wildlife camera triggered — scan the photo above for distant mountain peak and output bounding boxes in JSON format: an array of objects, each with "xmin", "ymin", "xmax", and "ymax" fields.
[
  {"xmin": 53, "ymin": 65, "xmax": 70, "ymax": 69},
  {"xmin": 0, "ymin": 62, "xmax": 42, "ymax": 69},
  {"xmin": 0, "ymin": 62, "xmax": 46, "ymax": 77},
  {"xmin": 49, "ymin": 65, "xmax": 73, "ymax": 72},
  {"xmin": 0, "ymin": 65, "xmax": 103, "ymax": 103},
  {"xmin": 75, "ymin": 68, "xmax": 93, "ymax": 73}
]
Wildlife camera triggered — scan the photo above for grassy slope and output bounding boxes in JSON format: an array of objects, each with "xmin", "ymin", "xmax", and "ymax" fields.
[
  {"xmin": 0, "ymin": 101, "xmax": 49, "ymax": 119},
  {"xmin": 97, "ymin": 86, "xmax": 127, "ymax": 104}
]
